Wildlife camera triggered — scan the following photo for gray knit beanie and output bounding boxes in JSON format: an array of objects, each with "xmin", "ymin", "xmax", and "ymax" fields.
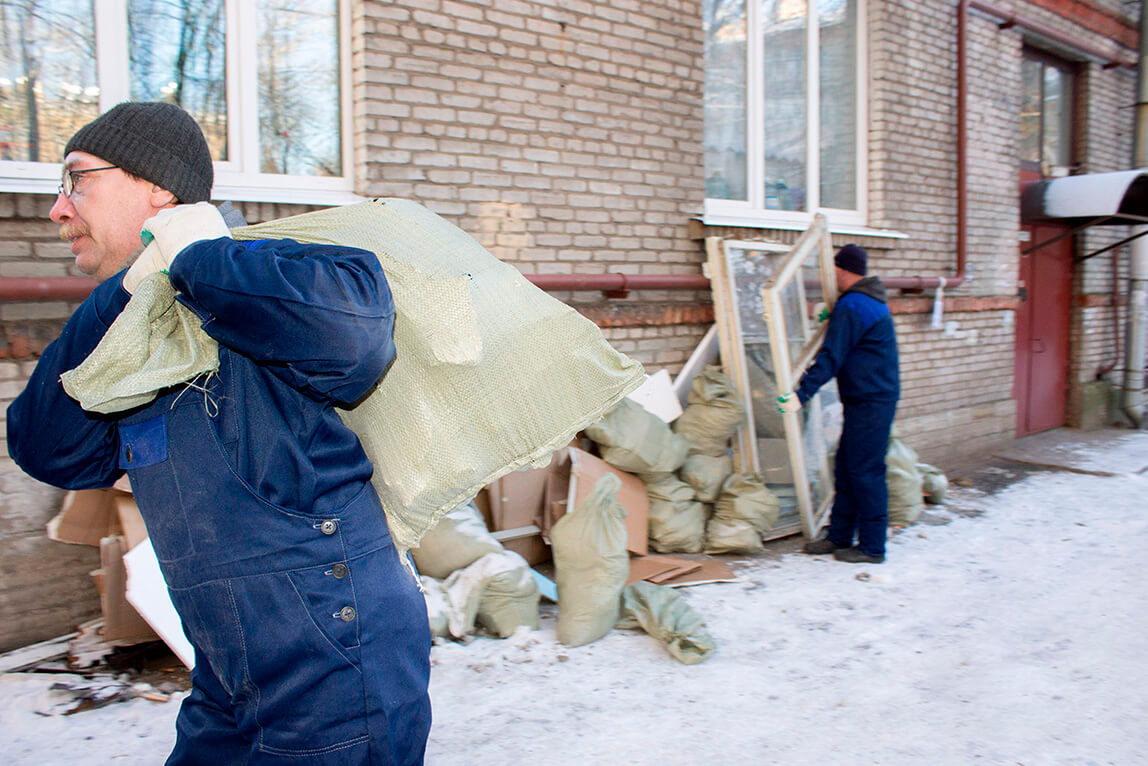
[{"xmin": 64, "ymin": 102, "xmax": 213, "ymax": 203}]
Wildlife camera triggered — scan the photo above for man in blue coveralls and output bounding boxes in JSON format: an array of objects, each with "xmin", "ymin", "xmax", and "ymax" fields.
[
  {"xmin": 7, "ymin": 102, "xmax": 431, "ymax": 764},
  {"xmin": 777, "ymin": 244, "xmax": 900, "ymax": 564}
]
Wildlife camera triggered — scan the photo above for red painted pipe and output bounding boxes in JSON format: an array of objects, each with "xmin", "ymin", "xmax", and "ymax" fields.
[
  {"xmin": 0, "ymin": 276, "xmax": 98, "ymax": 301},
  {"xmin": 525, "ymin": 272, "xmax": 711, "ymax": 292}
]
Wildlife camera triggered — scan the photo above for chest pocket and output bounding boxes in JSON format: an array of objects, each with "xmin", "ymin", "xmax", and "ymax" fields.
[{"xmin": 118, "ymin": 415, "xmax": 168, "ymax": 469}]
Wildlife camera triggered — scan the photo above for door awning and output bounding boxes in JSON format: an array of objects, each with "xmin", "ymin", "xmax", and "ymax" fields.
[{"xmin": 1021, "ymin": 169, "xmax": 1148, "ymax": 227}]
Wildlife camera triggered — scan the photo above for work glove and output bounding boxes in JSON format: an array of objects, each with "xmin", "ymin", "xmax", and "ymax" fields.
[
  {"xmin": 776, "ymin": 392, "xmax": 801, "ymax": 415},
  {"xmin": 122, "ymin": 241, "xmax": 165, "ymax": 295},
  {"xmin": 813, "ymin": 302, "xmax": 830, "ymax": 322},
  {"xmin": 146, "ymin": 201, "xmax": 231, "ymax": 263}
]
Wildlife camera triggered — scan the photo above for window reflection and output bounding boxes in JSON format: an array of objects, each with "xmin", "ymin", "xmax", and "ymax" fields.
[
  {"xmin": 128, "ymin": 0, "xmax": 228, "ymax": 161},
  {"xmin": 1019, "ymin": 53, "xmax": 1075, "ymax": 174},
  {"xmin": 762, "ymin": 0, "xmax": 806, "ymax": 211},
  {"xmin": 704, "ymin": 0, "xmax": 748, "ymax": 201},
  {"xmin": 258, "ymin": 0, "xmax": 340, "ymax": 177},
  {"xmin": 0, "ymin": 0, "xmax": 99, "ymax": 162},
  {"xmin": 819, "ymin": 0, "xmax": 855, "ymax": 209},
  {"xmin": 1019, "ymin": 58, "xmax": 1041, "ymax": 165}
]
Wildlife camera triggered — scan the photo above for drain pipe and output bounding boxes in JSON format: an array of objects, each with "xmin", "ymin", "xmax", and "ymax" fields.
[{"xmin": 1125, "ymin": 1, "xmax": 1148, "ymax": 427}]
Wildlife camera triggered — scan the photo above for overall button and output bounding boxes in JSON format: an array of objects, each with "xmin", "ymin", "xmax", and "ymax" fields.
[
  {"xmin": 125, "ymin": 445, "xmax": 134, "ymax": 463},
  {"xmin": 320, "ymin": 520, "xmax": 338, "ymax": 535},
  {"xmin": 337, "ymin": 606, "xmax": 356, "ymax": 622},
  {"xmin": 331, "ymin": 563, "xmax": 348, "ymax": 579}
]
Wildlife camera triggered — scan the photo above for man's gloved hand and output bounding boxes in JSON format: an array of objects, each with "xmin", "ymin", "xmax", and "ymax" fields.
[
  {"xmin": 122, "ymin": 241, "xmax": 166, "ymax": 295},
  {"xmin": 140, "ymin": 201, "xmax": 232, "ymax": 269},
  {"xmin": 813, "ymin": 302, "xmax": 830, "ymax": 322},
  {"xmin": 776, "ymin": 392, "xmax": 802, "ymax": 415}
]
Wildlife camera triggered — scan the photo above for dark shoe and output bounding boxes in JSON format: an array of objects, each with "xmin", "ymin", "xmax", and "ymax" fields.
[
  {"xmin": 803, "ymin": 538, "xmax": 846, "ymax": 555},
  {"xmin": 833, "ymin": 547, "xmax": 885, "ymax": 564}
]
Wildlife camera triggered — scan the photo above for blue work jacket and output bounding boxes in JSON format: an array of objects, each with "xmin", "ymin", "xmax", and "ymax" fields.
[
  {"xmin": 796, "ymin": 276, "xmax": 900, "ymax": 406},
  {"xmin": 8, "ymin": 237, "xmax": 396, "ymax": 514}
]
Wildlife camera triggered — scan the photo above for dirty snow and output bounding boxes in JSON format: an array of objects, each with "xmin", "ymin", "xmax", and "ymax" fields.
[{"xmin": 2, "ymin": 432, "xmax": 1146, "ymax": 765}]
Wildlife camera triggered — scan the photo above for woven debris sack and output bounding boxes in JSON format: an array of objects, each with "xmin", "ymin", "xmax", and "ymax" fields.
[{"xmin": 63, "ymin": 199, "xmax": 645, "ymax": 564}]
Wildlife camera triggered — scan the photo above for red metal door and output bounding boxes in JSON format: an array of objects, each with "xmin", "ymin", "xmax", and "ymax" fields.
[{"xmin": 1014, "ymin": 220, "xmax": 1073, "ymax": 436}]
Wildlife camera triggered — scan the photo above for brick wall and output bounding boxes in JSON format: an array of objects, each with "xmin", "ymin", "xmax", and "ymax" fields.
[{"xmin": 355, "ymin": 0, "xmax": 708, "ymax": 313}]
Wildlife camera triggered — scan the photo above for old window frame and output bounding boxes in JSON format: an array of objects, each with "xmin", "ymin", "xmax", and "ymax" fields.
[{"xmin": 705, "ymin": 214, "xmax": 839, "ymax": 538}]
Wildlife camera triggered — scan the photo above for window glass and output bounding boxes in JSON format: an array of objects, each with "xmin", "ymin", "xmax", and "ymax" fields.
[
  {"xmin": 762, "ymin": 0, "xmax": 807, "ymax": 211},
  {"xmin": 1019, "ymin": 57, "xmax": 1042, "ymax": 165},
  {"xmin": 257, "ymin": 0, "xmax": 341, "ymax": 176},
  {"xmin": 704, "ymin": 0, "xmax": 748, "ymax": 200},
  {"xmin": 1042, "ymin": 66, "xmax": 1073, "ymax": 169},
  {"xmin": 0, "ymin": 0, "xmax": 98, "ymax": 162},
  {"xmin": 818, "ymin": 0, "xmax": 855, "ymax": 209},
  {"xmin": 128, "ymin": 0, "xmax": 228, "ymax": 161}
]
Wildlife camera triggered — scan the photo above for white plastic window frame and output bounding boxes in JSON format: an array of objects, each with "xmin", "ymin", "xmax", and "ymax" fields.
[
  {"xmin": 0, "ymin": 0, "xmax": 357, "ymax": 205},
  {"xmin": 703, "ymin": 0, "xmax": 869, "ymax": 231}
]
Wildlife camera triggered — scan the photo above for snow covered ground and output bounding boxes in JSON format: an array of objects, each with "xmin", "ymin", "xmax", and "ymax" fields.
[{"xmin": 2, "ymin": 429, "xmax": 1146, "ymax": 765}]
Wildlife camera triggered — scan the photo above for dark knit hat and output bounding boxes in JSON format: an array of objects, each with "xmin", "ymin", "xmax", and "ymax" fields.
[
  {"xmin": 834, "ymin": 244, "xmax": 868, "ymax": 276},
  {"xmin": 64, "ymin": 102, "xmax": 213, "ymax": 203}
]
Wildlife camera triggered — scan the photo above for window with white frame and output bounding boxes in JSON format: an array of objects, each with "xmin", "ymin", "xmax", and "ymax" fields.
[
  {"xmin": 704, "ymin": 0, "xmax": 865, "ymax": 228},
  {"xmin": 0, "ymin": 0, "xmax": 353, "ymax": 202}
]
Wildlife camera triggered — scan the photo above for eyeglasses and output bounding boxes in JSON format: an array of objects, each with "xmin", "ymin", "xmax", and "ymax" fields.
[{"xmin": 58, "ymin": 165, "xmax": 118, "ymax": 197}]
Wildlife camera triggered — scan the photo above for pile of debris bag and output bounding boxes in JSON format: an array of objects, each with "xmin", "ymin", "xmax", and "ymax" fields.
[
  {"xmin": 44, "ymin": 366, "xmax": 948, "ymax": 669},
  {"xmin": 414, "ymin": 503, "xmax": 541, "ymax": 641}
]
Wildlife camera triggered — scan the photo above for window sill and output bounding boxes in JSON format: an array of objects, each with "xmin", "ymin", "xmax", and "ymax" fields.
[
  {"xmin": 0, "ymin": 178, "xmax": 364, "ymax": 208},
  {"xmin": 698, "ymin": 212, "xmax": 908, "ymax": 241}
]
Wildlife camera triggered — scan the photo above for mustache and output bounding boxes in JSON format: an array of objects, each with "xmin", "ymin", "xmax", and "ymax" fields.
[{"xmin": 59, "ymin": 224, "xmax": 87, "ymax": 241}]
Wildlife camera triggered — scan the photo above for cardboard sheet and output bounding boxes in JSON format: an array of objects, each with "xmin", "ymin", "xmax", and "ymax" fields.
[
  {"xmin": 484, "ymin": 464, "xmax": 552, "ymax": 565},
  {"xmin": 543, "ymin": 447, "xmax": 649, "ymax": 556},
  {"xmin": 96, "ymin": 536, "xmax": 158, "ymax": 643},
  {"xmin": 626, "ymin": 554, "xmax": 702, "ymax": 586},
  {"xmin": 659, "ymin": 557, "xmax": 738, "ymax": 587},
  {"xmin": 48, "ymin": 489, "xmax": 119, "ymax": 547}
]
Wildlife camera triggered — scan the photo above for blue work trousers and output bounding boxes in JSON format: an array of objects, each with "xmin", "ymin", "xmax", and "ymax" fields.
[
  {"xmin": 825, "ymin": 398, "xmax": 897, "ymax": 558},
  {"xmin": 116, "ymin": 384, "xmax": 432, "ymax": 764}
]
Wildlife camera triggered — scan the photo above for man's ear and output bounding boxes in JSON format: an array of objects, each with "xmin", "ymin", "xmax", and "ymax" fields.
[{"xmin": 147, "ymin": 183, "xmax": 179, "ymax": 210}]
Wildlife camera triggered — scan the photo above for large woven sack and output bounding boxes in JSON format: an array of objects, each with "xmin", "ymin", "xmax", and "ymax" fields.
[
  {"xmin": 584, "ymin": 398, "xmax": 689, "ymax": 481},
  {"xmin": 644, "ymin": 474, "xmax": 706, "ymax": 554},
  {"xmin": 704, "ymin": 473, "xmax": 780, "ymax": 554},
  {"xmin": 60, "ymin": 270, "xmax": 219, "ymax": 412},
  {"xmin": 475, "ymin": 551, "xmax": 541, "ymax": 638},
  {"xmin": 420, "ymin": 576, "xmax": 450, "ymax": 639},
  {"xmin": 410, "ymin": 503, "xmax": 503, "ymax": 580},
  {"xmin": 551, "ymin": 473, "xmax": 630, "ymax": 647},
  {"xmin": 441, "ymin": 550, "xmax": 540, "ymax": 639},
  {"xmin": 918, "ymin": 463, "xmax": 949, "ymax": 504},
  {"xmin": 887, "ymin": 437, "xmax": 924, "ymax": 526},
  {"xmin": 616, "ymin": 581, "xmax": 716, "ymax": 665},
  {"xmin": 61, "ymin": 199, "xmax": 644, "ymax": 564},
  {"xmin": 673, "ymin": 365, "xmax": 745, "ymax": 456},
  {"xmin": 679, "ymin": 452, "xmax": 733, "ymax": 503}
]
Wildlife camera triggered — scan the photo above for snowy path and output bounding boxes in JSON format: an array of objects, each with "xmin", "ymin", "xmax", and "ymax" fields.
[{"xmin": 2, "ymin": 432, "xmax": 1146, "ymax": 765}]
